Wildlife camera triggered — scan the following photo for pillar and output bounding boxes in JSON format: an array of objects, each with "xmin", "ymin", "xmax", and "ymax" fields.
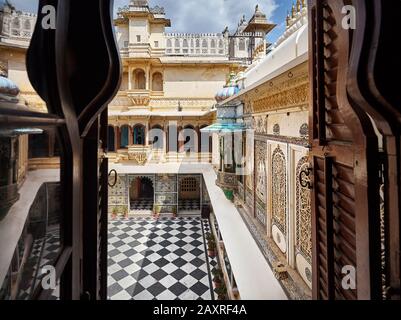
[
  {"xmin": 128, "ymin": 126, "xmax": 133, "ymax": 146},
  {"xmin": 178, "ymin": 126, "xmax": 183, "ymax": 153},
  {"xmin": 114, "ymin": 126, "xmax": 118, "ymax": 151}
]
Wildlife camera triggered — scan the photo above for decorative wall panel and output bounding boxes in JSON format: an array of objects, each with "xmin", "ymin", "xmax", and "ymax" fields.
[
  {"xmin": 295, "ymin": 156, "xmax": 312, "ymax": 261},
  {"xmin": 255, "ymin": 141, "xmax": 267, "ymax": 227},
  {"xmin": 108, "ymin": 175, "xmax": 128, "ymax": 213},
  {"xmin": 272, "ymin": 146, "xmax": 287, "ymax": 234}
]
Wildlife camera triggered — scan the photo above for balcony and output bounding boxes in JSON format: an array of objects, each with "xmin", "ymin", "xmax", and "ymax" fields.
[{"xmin": 216, "ymin": 171, "xmax": 237, "ymax": 201}]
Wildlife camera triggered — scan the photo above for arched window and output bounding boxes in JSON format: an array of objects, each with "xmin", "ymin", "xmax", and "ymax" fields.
[
  {"xmin": 196, "ymin": 39, "xmax": 200, "ymax": 48},
  {"xmin": 167, "ymin": 39, "xmax": 172, "ymax": 47},
  {"xmin": 133, "ymin": 124, "xmax": 145, "ymax": 146},
  {"xmin": 239, "ymin": 38, "xmax": 246, "ymax": 51},
  {"xmin": 182, "ymin": 125, "xmax": 197, "ymax": 153},
  {"xmin": 175, "ymin": 38, "xmax": 180, "ymax": 48},
  {"xmin": 150, "ymin": 125, "xmax": 163, "ymax": 149},
  {"xmin": 211, "ymin": 39, "xmax": 216, "ymax": 48},
  {"xmin": 108, "ymin": 126, "xmax": 115, "ymax": 151},
  {"xmin": 12, "ymin": 18, "xmax": 20, "ymax": 29},
  {"xmin": 183, "ymin": 39, "xmax": 189, "ymax": 48},
  {"xmin": 133, "ymin": 68, "xmax": 146, "ymax": 90},
  {"xmin": 24, "ymin": 20, "xmax": 31, "ymax": 30},
  {"xmin": 120, "ymin": 125, "xmax": 129, "ymax": 148},
  {"xmin": 152, "ymin": 72, "xmax": 163, "ymax": 92},
  {"xmin": 219, "ymin": 39, "xmax": 224, "ymax": 48},
  {"xmin": 202, "ymin": 39, "xmax": 208, "ymax": 48}
]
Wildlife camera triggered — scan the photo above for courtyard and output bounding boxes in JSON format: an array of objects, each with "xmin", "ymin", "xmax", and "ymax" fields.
[{"xmin": 107, "ymin": 216, "xmax": 218, "ymax": 300}]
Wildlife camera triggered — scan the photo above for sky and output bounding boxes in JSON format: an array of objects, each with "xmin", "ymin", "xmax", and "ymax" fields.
[{"xmin": 9, "ymin": 0, "xmax": 293, "ymax": 44}]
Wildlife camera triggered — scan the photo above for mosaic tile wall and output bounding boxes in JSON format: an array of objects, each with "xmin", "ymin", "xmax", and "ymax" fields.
[{"xmin": 108, "ymin": 175, "xmax": 128, "ymax": 214}]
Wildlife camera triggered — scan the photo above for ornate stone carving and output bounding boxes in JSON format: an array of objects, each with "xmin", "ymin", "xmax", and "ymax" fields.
[
  {"xmin": 253, "ymin": 82, "xmax": 309, "ymax": 113},
  {"xmin": 129, "ymin": 95, "xmax": 150, "ymax": 106},
  {"xmin": 254, "ymin": 116, "xmax": 267, "ymax": 134},
  {"xmin": 273, "ymin": 123, "xmax": 280, "ymax": 135},
  {"xmin": 299, "ymin": 123, "xmax": 308, "ymax": 137},
  {"xmin": 295, "ymin": 156, "xmax": 312, "ymax": 262},
  {"xmin": 255, "ymin": 141, "xmax": 267, "ymax": 201},
  {"xmin": 273, "ymin": 262, "xmax": 288, "ymax": 280},
  {"xmin": 216, "ymin": 171, "xmax": 237, "ymax": 190},
  {"xmin": 272, "ymin": 146, "xmax": 287, "ymax": 234},
  {"xmin": 255, "ymin": 141, "xmax": 267, "ymax": 226}
]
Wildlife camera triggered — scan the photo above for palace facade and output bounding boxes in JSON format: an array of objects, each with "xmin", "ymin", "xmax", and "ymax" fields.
[
  {"xmin": 2, "ymin": 0, "xmax": 398, "ymax": 302},
  {"xmin": 108, "ymin": 0, "xmax": 275, "ymax": 165}
]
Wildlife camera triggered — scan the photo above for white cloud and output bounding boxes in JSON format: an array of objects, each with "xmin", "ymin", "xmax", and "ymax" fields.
[
  {"xmin": 9, "ymin": 0, "xmax": 278, "ymax": 34},
  {"xmin": 115, "ymin": 0, "xmax": 278, "ymax": 34}
]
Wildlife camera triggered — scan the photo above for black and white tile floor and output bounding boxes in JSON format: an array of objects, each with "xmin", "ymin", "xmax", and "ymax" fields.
[
  {"xmin": 178, "ymin": 200, "xmax": 201, "ymax": 211},
  {"xmin": 18, "ymin": 228, "xmax": 60, "ymax": 300},
  {"xmin": 130, "ymin": 199, "xmax": 153, "ymax": 211},
  {"xmin": 108, "ymin": 216, "xmax": 216, "ymax": 300}
]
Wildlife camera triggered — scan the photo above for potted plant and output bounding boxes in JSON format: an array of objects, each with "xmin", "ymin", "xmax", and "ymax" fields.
[
  {"xmin": 123, "ymin": 206, "xmax": 128, "ymax": 219},
  {"xmin": 215, "ymin": 283, "xmax": 227, "ymax": 300},
  {"xmin": 111, "ymin": 206, "xmax": 118, "ymax": 220},
  {"xmin": 153, "ymin": 205, "xmax": 161, "ymax": 220},
  {"xmin": 206, "ymin": 233, "xmax": 216, "ymax": 258},
  {"xmin": 212, "ymin": 268, "xmax": 223, "ymax": 289},
  {"xmin": 172, "ymin": 206, "xmax": 178, "ymax": 218}
]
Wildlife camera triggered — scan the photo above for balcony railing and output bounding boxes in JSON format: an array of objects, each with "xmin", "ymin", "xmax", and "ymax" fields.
[{"xmin": 216, "ymin": 171, "xmax": 238, "ymax": 190}]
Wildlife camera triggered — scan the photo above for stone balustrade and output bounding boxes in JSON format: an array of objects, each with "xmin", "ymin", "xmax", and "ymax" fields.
[{"xmin": 165, "ymin": 33, "xmax": 228, "ymax": 56}]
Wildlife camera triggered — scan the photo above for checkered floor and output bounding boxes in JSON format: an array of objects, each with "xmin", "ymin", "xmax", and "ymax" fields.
[
  {"xmin": 18, "ymin": 227, "xmax": 60, "ymax": 300},
  {"xmin": 108, "ymin": 217, "xmax": 215, "ymax": 300},
  {"xmin": 130, "ymin": 199, "xmax": 153, "ymax": 211},
  {"xmin": 202, "ymin": 219, "xmax": 219, "ymax": 300},
  {"xmin": 178, "ymin": 199, "xmax": 201, "ymax": 211}
]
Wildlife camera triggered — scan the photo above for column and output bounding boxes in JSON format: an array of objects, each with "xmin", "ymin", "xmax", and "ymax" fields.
[
  {"xmin": 114, "ymin": 126, "xmax": 118, "ymax": 151},
  {"xmin": 177, "ymin": 126, "xmax": 183, "ymax": 153},
  {"xmin": 116, "ymin": 126, "xmax": 121, "ymax": 150},
  {"xmin": 128, "ymin": 126, "xmax": 133, "ymax": 146},
  {"xmin": 128, "ymin": 66, "xmax": 132, "ymax": 91},
  {"xmin": 196, "ymin": 125, "xmax": 201, "ymax": 161},
  {"xmin": 163, "ymin": 122, "xmax": 167, "ymax": 155}
]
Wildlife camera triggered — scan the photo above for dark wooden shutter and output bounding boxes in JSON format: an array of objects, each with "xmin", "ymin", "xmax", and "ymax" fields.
[
  {"xmin": 26, "ymin": 0, "xmax": 121, "ymax": 299},
  {"xmin": 308, "ymin": 0, "xmax": 383, "ymax": 300}
]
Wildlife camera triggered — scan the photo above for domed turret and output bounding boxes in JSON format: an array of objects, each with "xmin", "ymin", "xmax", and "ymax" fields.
[
  {"xmin": 0, "ymin": 75, "xmax": 20, "ymax": 103},
  {"xmin": 215, "ymin": 72, "xmax": 239, "ymax": 103}
]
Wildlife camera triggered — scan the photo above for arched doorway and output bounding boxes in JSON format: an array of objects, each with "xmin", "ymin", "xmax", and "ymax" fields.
[
  {"xmin": 181, "ymin": 125, "xmax": 197, "ymax": 154},
  {"xmin": 152, "ymin": 72, "xmax": 163, "ymax": 92},
  {"xmin": 108, "ymin": 126, "xmax": 115, "ymax": 151},
  {"xmin": 133, "ymin": 124, "xmax": 145, "ymax": 146},
  {"xmin": 178, "ymin": 176, "xmax": 201, "ymax": 213},
  {"xmin": 130, "ymin": 177, "xmax": 154, "ymax": 211}
]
